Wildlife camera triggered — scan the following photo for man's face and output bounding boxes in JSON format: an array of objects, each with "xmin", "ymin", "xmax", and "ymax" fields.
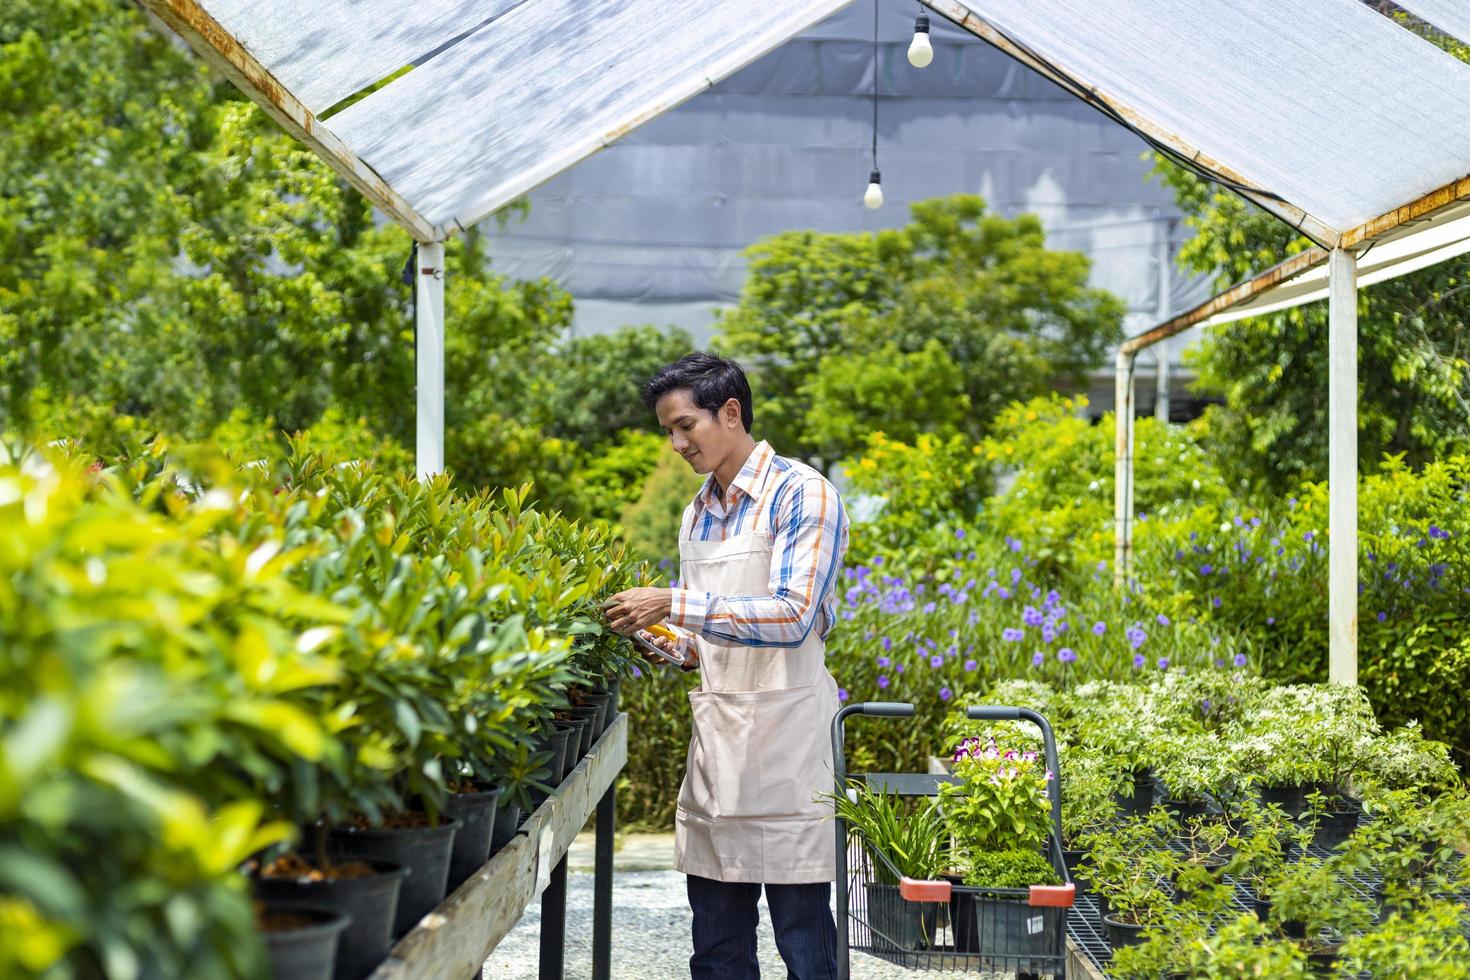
[{"xmin": 655, "ymin": 388, "xmax": 740, "ymax": 475}]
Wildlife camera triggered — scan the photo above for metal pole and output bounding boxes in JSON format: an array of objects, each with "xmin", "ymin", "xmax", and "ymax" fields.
[
  {"xmin": 1113, "ymin": 350, "xmax": 1137, "ymax": 591},
  {"xmin": 538, "ymin": 855, "xmax": 568, "ymax": 980},
  {"xmin": 591, "ymin": 783, "xmax": 615, "ymax": 980},
  {"xmin": 1155, "ymin": 223, "xmax": 1174, "ymax": 421},
  {"xmin": 416, "ymin": 240, "xmax": 446, "ymax": 479},
  {"xmin": 1328, "ymin": 247, "xmax": 1359, "ymax": 685}
]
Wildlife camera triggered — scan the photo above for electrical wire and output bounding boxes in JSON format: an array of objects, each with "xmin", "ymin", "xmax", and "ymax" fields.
[{"xmin": 871, "ymin": 0, "xmax": 879, "ymax": 171}]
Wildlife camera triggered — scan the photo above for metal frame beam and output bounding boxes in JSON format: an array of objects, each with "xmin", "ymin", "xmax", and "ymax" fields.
[
  {"xmin": 135, "ymin": 0, "xmax": 438, "ymax": 242},
  {"xmin": 1328, "ymin": 248, "xmax": 1359, "ymax": 685},
  {"xmin": 415, "ymin": 242, "xmax": 446, "ymax": 479}
]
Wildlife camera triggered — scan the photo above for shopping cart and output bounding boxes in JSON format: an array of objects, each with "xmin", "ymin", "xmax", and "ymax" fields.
[{"xmin": 833, "ymin": 702, "xmax": 1075, "ymax": 979}]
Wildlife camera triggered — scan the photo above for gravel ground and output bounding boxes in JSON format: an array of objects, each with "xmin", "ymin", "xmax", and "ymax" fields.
[{"xmin": 482, "ymin": 869, "xmax": 990, "ymax": 979}]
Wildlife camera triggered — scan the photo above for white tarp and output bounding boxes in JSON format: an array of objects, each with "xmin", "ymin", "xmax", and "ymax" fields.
[
  {"xmin": 328, "ymin": 0, "xmax": 858, "ymax": 236},
  {"xmin": 946, "ymin": 0, "xmax": 1470, "ymax": 238},
  {"xmin": 1397, "ymin": 0, "xmax": 1470, "ymax": 52},
  {"xmin": 207, "ymin": 0, "xmax": 521, "ymax": 115}
]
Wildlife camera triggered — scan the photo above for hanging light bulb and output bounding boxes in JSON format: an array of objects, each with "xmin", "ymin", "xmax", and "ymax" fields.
[
  {"xmin": 863, "ymin": 169, "xmax": 884, "ymax": 209},
  {"xmin": 907, "ymin": 10, "xmax": 933, "ymax": 68}
]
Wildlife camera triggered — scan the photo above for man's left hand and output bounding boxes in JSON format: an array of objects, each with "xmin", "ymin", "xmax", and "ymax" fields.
[{"xmin": 602, "ymin": 587, "xmax": 674, "ymax": 636}]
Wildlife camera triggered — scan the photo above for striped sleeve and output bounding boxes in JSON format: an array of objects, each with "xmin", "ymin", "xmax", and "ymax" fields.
[{"xmin": 690, "ymin": 472, "xmax": 848, "ymax": 648}]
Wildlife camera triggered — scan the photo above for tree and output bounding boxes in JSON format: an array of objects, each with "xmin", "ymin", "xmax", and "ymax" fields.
[
  {"xmin": 715, "ymin": 195, "xmax": 1124, "ymax": 469},
  {"xmin": 1156, "ymin": 18, "xmax": 1470, "ymax": 492},
  {"xmin": 0, "ymin": 0, "xmax": 691, "ymax": 511}
]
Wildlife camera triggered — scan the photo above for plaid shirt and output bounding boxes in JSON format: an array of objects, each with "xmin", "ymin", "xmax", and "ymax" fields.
[{"xmin": 669, "ymin": 441, "xmax": 849, "ymax": 648}]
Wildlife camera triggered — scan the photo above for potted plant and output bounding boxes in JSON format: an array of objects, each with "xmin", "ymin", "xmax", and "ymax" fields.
[
  {"xmin": 1058, "ymin": 747, "xmax": 1124, "ymax": 892},
  {"xmin": 938, "ymin": 730, "xmax": 1063, "ymax": 954},
  {"xmin": 1084, "ymin": 817, "xmax": 1176, "ymax": 949},
  {"xmin": 1340, "ymin": 897, "xmax": 1470, "ymax": 978},
  {"xmin": 1262, "ymin": 853, "xmax": 1373, "ymax": 974},
  {"xmin": 825, "ymin": 780, "xmax": 948, "ymax": 950},
  {"xmin": 1063, "ymin": 681, "xmax": 1161, "ymax": 816}
]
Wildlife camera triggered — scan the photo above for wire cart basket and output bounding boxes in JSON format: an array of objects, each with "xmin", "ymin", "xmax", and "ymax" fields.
[{"xmin": 833, "ymin": 702, "xmax": 1075, "ymax": 979}]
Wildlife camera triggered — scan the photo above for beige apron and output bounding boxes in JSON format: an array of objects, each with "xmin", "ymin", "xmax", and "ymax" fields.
[{"xmin": 673, "ymin": 481, "xmax": 840, "ymax": 884}]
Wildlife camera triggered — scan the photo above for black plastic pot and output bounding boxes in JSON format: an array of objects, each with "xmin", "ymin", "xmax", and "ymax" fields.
[
  {"xmin": 1113, "ymin": 768, "xmax": 1155, "ymax": 817},
  {"xmin": 566, "ymin": 705, "xmax": 600, "ymax": 759},
  {"xmin": 259, "ymin": 905, "xmax": 352, "ymax": 980},
  {"xmin": 606, "ymin": 677, "xmax": 621, "ymax": 718},
  {"xmin": 1170, "ymin": 857, "xmax": 1229, "ymax": 903},
  {"xmin": 255, "ymin": 859, "xmax": 408, "ymax": 980},
  {"xmin": 528, "ymin": 726, "xmax": 573, "ymax": 809},
  {"xmin": 1303, "ymin": 805, "xmax": 1360, "ymax": 849},
  {"xmin": 943, "ymin": 878, "xmax": 1056, "ymax": 958},
  {"xmin": 554, "ymin": 716, "xmax": 589, "ymax": 771},
  {"xmin": 490, "ymin": 799, "xmax": 523, "ymax": 855},
  {"xmin": 443, "ymin": 785, "xmax": 504, "ymax": 892},
  {"xmin": 1161, "ymin": 798, "xmax": 1210, "ymax": 823},
  {"xmin": 863, "ymin": 883, "xmax": 940, "ymax": 951},
  {"xmin": 329, "ymin": 816, "xmax": 460, "ymax": 938},
  {"xmin": 1101, "ymin": 913, "xmax": 1149, "ymax": 949},
  {"xmin": 581, "ymin": 690, "xmax": 614, "ymax": 735},
  {"xmin": 1061, "ymin": 848, "xmax": 1090, "ymax": 895}
]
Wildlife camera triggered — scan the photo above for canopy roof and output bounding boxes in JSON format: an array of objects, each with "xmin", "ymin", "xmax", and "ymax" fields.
[{"xmin": 143, "ymin": 0, "xmax": 1470, "ymax": 321}]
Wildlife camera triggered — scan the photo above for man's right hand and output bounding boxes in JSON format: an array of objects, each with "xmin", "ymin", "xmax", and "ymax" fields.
[{"xmin": 646, "ymin": 632, "xmax": 700, "ymax": 671}]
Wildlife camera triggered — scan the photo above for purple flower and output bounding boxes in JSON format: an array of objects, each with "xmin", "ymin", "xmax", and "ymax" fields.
[
  {"xmin": 1132, "ymin": 653, "xmax": 1146, "ymax": 669},
  {"xmin": 1303, "ymin": 531, "xmax": 1315, "ymax": 542},
  {"xmin": 1376, "ymin": 612, "xmax": 1386, "ymax": 622},
  {"xmin": 923, "ymin": 602, "xmax": 937, "ymax": 614},
  {"xmin": 882, "ymin": 636, "xmax": 892, "ymax": 652},
  {"xmin": 955, "ymin": 528, "xmax": 966, "ymax": 540},
  {"xmin": 896, "ymin": 664, "xmax": 905, "ymax": 674},
  {"xmin": 930, "ymin": 654, "xmax": 944, "ymax": 669},
  {"xmin": 877, "ymin": 674, "xmax": 890, "ymax": 689},
  {"xmin": 1041, "ymin": 624, "xmax": 1057, "ymax": 644},
  {"xmin": 1031, "ymin": 651, "xmax": 1045, "ymax": 667},
  {"xmin": 632, "ymin": 665, "xmax": 643, "ymax": 679},
  {"xmin": 1157, "ymin": 657, "xmax": 1170, "ymax": 670},
  {"xmin": 964, "ymin": 659, "xmax": 978, "ymax": 672},
  {"xmin": 1010, "ymin": 568, "xmax": 1023, "ymax": 584},
  {"xmin": 1010, "ymin": 538, "xmax": 1023, "ymax": 553},
  {"xmin": 1156, "ymin": 614, "xmax": 1170, "ymax": 626},
  {"xmin": 1429, "ymin": 525, "xmax": 1450, "ymax": 540},
  {"xmin": 1002, "ymin": 628, "xmax": 1024, "ymax": 642},
  {"xmin": 1233, "ymin": 653, "xmax": 1248, "ymax": 667},
  {"xmin": 1058, "ymin": 647, "xmax": 1077, "ymax": 664},
  {"xmin": 997, "ymin": 587, "xmax": 1011, "ymax": 600},
  {"xmin": 877, "ymin": 656, "xmax": 891, "ymax": 668},
  {"xmin": 1212, "ymin": 596, "xmax": 1222, "ymax": 609},
  {"xmin": 873, "ymin": 555, "xmax": 884, "ymax": 566},
  {"xmin": 1091, "ymin": 621, "xmax": 1107, "ymax": 636},
  {"xmin": 1023, "ymin": 605, "xmax": 1044, "ymax": 627},
  {"xmin": 1266, "ymin": 617, "xmax": 1276, "ymax": 625},
  {"xmin": 1200, "ymin": 564, "xmax": 1213, "ymax": 576},
  {"xmin": 1096, "ymin": 560, "xmax": 1107, "ymax": 572},
  {"xmin": 837, "ymin": 688, "xmax": 849, "ymax": 702},
  {"xmin": 1126, "ymin": 627, "xmax": 1147, "ymax": 649},
  {"xmin": 939, "ymin": 686, "xmax": 953, "ymax": 701}
]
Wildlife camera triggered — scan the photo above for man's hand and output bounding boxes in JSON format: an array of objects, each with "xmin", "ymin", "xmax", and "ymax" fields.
[
  {"xmin": 602, "ymin": 587, "xmax": 674, "ymax": 636},
  {"xmin": 644, "ymin": 632, "xmax": 700, "ymax": 671}
]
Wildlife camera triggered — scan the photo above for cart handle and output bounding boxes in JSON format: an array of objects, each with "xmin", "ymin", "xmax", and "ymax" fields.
[{"xmin": 860, "ymin": 701, "xmax": 914, "ymax": 717}]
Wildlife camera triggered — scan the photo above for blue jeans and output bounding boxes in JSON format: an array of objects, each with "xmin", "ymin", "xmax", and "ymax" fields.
[{"xmin": 687, "ymin": 874, "xmax": 838, "ymax": 980}]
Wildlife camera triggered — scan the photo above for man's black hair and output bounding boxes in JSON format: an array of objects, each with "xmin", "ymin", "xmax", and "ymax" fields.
[{"xmin": 642, "ymin": 352, "xmax": 753, "ymax": 433}]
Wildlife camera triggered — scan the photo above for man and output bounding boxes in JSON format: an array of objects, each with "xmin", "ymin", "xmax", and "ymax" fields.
[{"xmin": 603, "ymin": 351, "xmax": 850, "ymax": 980}]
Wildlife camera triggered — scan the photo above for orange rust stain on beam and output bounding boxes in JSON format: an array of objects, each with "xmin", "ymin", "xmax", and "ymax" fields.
[
  {"xmin": 1339, "ymin": 174, "xmax": 1470, "ymax": 250},
  {"xmin": 1121, "ymin": 246, "xmax": 1329, "ymax": 354}
]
